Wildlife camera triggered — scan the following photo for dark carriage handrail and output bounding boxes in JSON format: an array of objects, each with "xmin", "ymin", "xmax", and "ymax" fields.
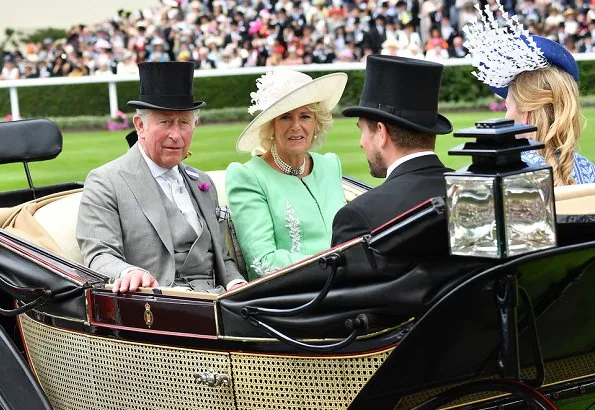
[
  {"xmin": 228, "ymin": 198, "xmax": 451, "ymax": 352},
  {"xmin": 0, "ymin": 229, "xmax": 108, "ymax": 285},
  {"xmin": 347, "ymin": 239, "xmax": 595, "ymax": 410},
  {"xmin": 341, "ymin": 175, "xmax": 373, "ymax": 191}
]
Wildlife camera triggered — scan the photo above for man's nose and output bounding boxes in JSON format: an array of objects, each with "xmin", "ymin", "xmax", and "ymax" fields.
[{"xmin": 168, "ymin": 123, "xmax": 184, "ymax": 139}]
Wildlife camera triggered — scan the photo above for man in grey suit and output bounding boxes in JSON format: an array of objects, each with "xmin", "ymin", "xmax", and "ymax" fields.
[{"xmin": 77, "ymin": 62, "xmax": 246, "ymax": 293}]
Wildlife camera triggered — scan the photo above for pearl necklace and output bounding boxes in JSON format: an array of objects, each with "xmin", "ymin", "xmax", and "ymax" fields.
[{"xmin": 271, "ymin": 144, "xmax": 306, "ymax": 176}]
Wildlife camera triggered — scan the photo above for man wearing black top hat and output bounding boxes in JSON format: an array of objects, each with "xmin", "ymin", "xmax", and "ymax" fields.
[
  {"xmin": 332, "ymin": 55, "xmax": 453, "ymax": 245},
  {"xmin": 77, "ymin": 62, "xmax": 246, "ymax": 294}
]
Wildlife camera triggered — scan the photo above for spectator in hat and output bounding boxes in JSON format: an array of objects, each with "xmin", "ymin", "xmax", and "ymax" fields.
[
  {"xmin": 465, "ymin": 2, "xmax": 595, "ymax": 185},
  {"xmin": 265, "ymin": 44, "xmax": 285, "ymax": 66},
  {"xmin": 364, "ymin": 15, "xmax": 388, "ymax": 54},
  {"xmin": 282, "ymin": 46, "xmax": 304, "ymax": 65},
  {"xmin": 381, "ymin": 37, "xmax": 401, "ymax": 56},
  {"xmin": 0, "ymin": 56, "xmax": 21, "ymax": 80},
  {"xmin": 226, "ymin": 70, "xmax": 348, "ymax": 280},
  {"xmin": 23, "ymin": 63, "xmax": 39, "ymax": 79},
  {"xmin": 425, "ymin": 37, "xmax": 450, "ymax": 61},
  {"xmin": 331, "ymin": 55, "xmax": 453, "ymax": 245},
  {"xmin": 117, "ymin": 51, "xmax": 139, "ymax": 74},
  {"xmin": 447, "ymin": 35, "xmax": 468, "ymax": 58},
  {"xmin": 77, "ymin": 62, "xmax": 247, "ymax": 293},
  {"xmin": 398, "ymin": 21, "xmax": 422, "ymax": 53},
  {"xmin": 148, "ymin": 38, "xmax": 171, "ymax": 62}
]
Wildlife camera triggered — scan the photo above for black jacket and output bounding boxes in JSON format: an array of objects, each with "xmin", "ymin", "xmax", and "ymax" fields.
[{"xmin": 332, "ymin": 154, "xmax": 452, "ymax": 246}]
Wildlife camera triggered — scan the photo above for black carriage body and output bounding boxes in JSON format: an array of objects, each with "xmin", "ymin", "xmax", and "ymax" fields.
[{"xmin": 0, "ymin": 118, "xmax": 594, "ymax": 410}]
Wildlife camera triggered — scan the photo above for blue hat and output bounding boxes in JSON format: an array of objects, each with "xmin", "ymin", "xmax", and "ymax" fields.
[{"xmin": 489, "ymin": 35, "xmax": 579, "ymax": 98}]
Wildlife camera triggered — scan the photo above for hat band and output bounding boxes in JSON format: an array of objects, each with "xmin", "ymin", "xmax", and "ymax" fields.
[
  {"xmin": 139, "ymin": 94, "xmax": 195, "ymax": 109},
  {"xmin": 361, "ymin": 101, "xmax": 437, "ymax": 126}
]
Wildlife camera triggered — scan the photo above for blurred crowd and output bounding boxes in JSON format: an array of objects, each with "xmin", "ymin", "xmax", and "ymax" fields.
[{"xmin": 1, "ymin": 0, "xmax": 595, "ymax": 80}]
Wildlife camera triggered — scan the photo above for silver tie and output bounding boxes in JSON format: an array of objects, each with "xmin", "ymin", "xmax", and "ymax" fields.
[{"xmin": 164, "ymin": 169, "xmax": 202, "ymax": 235}]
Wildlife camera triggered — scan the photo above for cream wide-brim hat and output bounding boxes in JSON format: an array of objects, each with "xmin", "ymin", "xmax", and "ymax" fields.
[{"xmin": 236, "ymin": 71, "xmax": 348, "ymax": 153}]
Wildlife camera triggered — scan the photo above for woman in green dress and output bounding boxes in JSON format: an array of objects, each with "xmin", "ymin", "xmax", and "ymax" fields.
[{"xmin": 226, "ymin": 69, "xmax": 348, "ymax": 280}]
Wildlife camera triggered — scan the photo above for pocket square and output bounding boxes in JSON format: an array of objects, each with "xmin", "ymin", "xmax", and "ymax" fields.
[{"xmin": 216, "ymin": 205, "xmax": 230, "ymax": 222}]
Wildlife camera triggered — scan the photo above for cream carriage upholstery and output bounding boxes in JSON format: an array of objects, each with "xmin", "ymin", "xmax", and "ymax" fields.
[
  {"xmin": 33, "ymin": 191, "xmax": 84, "ymax": 264},
  {"xmin": 553, "ymin": 183, "xmax": 595, "ymax": 215}
]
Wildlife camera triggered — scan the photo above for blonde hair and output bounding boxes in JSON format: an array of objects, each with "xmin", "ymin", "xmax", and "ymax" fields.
[
  {"xmin": 508, "ymin": 66, "xmax": 584, "ymax": 185},
  {"xmin": 258, "ymin": 102, "xmax": 333, "ymax": 151}
]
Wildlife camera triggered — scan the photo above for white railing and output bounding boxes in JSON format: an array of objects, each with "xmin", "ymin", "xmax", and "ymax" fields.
[{"xmin": 1, "ymin": 55, "xmax": 592, "ymax": 120}]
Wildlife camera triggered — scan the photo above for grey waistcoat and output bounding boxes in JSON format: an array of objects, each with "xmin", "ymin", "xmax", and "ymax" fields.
[{"xmin": 157, "ymin": 184, "xmax": 216, "ymax": 289}]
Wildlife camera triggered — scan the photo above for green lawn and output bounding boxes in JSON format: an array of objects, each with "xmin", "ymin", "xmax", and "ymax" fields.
[{"xmin": 2, "ymin": 109, "xmax": 595, "ymax": 190}]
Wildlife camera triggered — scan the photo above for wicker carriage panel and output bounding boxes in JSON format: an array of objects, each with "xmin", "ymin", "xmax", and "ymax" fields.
[
  {"xmin": 20, "ymin": 315, "xmax": 236, "ymax": 410},
  {"xmin": 230, "ymin": 348, "xmax": 393, "ymax": 410}
]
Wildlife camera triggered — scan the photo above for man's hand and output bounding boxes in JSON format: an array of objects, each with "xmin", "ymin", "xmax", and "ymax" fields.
[{"xmin": 112, "ymin": 269, "xmax": 159, "ymax": 294}]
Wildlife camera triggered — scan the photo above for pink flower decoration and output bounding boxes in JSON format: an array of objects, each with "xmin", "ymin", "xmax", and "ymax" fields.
[{"xmin": 198, "ymin": 182, "xmax": 211, "ymax": 192}]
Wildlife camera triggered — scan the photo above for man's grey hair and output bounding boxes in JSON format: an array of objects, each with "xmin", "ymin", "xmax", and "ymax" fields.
[{"xmin": 135, "ymin": 108, "xmax": 201, "ymax": 127}]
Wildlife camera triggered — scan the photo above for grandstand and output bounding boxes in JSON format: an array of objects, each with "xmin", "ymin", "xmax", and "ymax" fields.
[{"xmin": 1, "ymin": 0, "xmax": 593, "ymax": 80}]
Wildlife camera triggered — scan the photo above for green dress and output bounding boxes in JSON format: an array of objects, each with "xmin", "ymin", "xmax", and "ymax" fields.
[{"xmin": 226, "ymin": 152, "xmax": 346, "ymax": 280}]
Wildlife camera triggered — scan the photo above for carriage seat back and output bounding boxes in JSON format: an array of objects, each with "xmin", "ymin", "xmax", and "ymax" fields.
[
  {"xmin": 0, "ymin": 119, "xmax": 62, "ymax": 165},
  {"xmin": 206, "ymin": 170, "xmax": 228, "ymax": 205},
  {"xmin": 554, "ymin": 183, "xmax": 595, "ymax": 215},
  {"xmin": 33, "ymin": 191, "xmax": 84, "ymax": 264}
]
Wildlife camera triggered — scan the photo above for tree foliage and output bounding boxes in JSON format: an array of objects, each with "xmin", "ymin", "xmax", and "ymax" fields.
[{"xmin": 20, "ymin": 27, "xmax": 68, "ymax": 45}]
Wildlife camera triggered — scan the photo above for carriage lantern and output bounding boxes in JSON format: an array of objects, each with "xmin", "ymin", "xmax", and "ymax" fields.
[{"xmin": 445, "ymin": 118, "xmax": 557, "ymax": 259}]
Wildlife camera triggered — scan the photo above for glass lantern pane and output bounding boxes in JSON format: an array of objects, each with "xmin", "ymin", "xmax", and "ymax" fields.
[
  {"xmin": 446, "ymin": 176, "xmax": 500, "ymax": 258},
  {"xmin": 503, "ymin": 169, "xmax": 556, "ymax": 257}
]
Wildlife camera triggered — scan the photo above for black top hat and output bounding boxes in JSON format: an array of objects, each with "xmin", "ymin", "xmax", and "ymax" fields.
[
  {"xmin": 343, "ymin": 55, "xmax": 452, "ymax": 135},
  {"xmin": 127, "ymin": 62, "xmax": 206, "ymax": 111}
]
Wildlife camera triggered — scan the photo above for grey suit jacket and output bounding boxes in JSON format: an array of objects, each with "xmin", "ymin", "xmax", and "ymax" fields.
[{"xmin": 76, "ymin": 144, "xmax": 243, "ymax": 288}]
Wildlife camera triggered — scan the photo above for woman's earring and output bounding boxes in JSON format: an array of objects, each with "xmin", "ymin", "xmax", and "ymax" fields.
[{"xmin": 314, "ymin": 135, "xmax": 318, "ymax": 139}]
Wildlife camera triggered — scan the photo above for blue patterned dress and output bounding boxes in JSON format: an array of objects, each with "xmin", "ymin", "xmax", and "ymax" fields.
[{"xmin": 522, "ymin": 151, "xmax": 595, "ymax": 184}]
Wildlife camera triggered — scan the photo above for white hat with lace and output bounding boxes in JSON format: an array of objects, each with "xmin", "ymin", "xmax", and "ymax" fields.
[{"xmin": 236, "ymin": 69, "xmax": 348, "ymax": 153}]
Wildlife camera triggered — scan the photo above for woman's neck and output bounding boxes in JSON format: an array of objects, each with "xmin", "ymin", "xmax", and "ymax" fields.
[
  {"xmin": 275, "ymin": 149, "xmax": 306, "ymax": 169},
  {"xmin": 266, "ymin": 145, "xmax": 310, "ymax": 177}
]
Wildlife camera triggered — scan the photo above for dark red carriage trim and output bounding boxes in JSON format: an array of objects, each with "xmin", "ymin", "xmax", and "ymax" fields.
[
  {"xmin": 0, "ymin": 235, "xmax": 89, "ymax": 284},
  {"xmin": 90, "ymin": 289, "xmax": 218, "ymax": 338}
]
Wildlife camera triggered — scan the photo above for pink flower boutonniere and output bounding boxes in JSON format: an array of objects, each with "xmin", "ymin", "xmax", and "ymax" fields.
[{"xmin": 198, "ymin": 182, "xmax": 211, "ymax": 192}]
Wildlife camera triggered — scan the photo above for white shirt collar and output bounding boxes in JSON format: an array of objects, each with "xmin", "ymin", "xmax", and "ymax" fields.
[
  {"xmin": 385, "ymin": 151, "xmax": 435, "ymax": 180},
  {"xmin": 137, "ymin": 143, "xmax": 178, "ymax": 178}
]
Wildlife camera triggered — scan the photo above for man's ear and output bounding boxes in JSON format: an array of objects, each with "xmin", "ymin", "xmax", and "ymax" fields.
[
  {"xmin": 132, "ymin": 115, "xmax": 144, "ymax": 137},
  {"xmin": 376, "ymin": 122, "xmax": 390, "ymax": 148}
]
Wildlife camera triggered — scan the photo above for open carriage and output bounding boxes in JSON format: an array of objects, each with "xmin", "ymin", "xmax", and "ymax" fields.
[{"xmin": 0, "ymin": 119, "xmax": 594, "ymax": 410}]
